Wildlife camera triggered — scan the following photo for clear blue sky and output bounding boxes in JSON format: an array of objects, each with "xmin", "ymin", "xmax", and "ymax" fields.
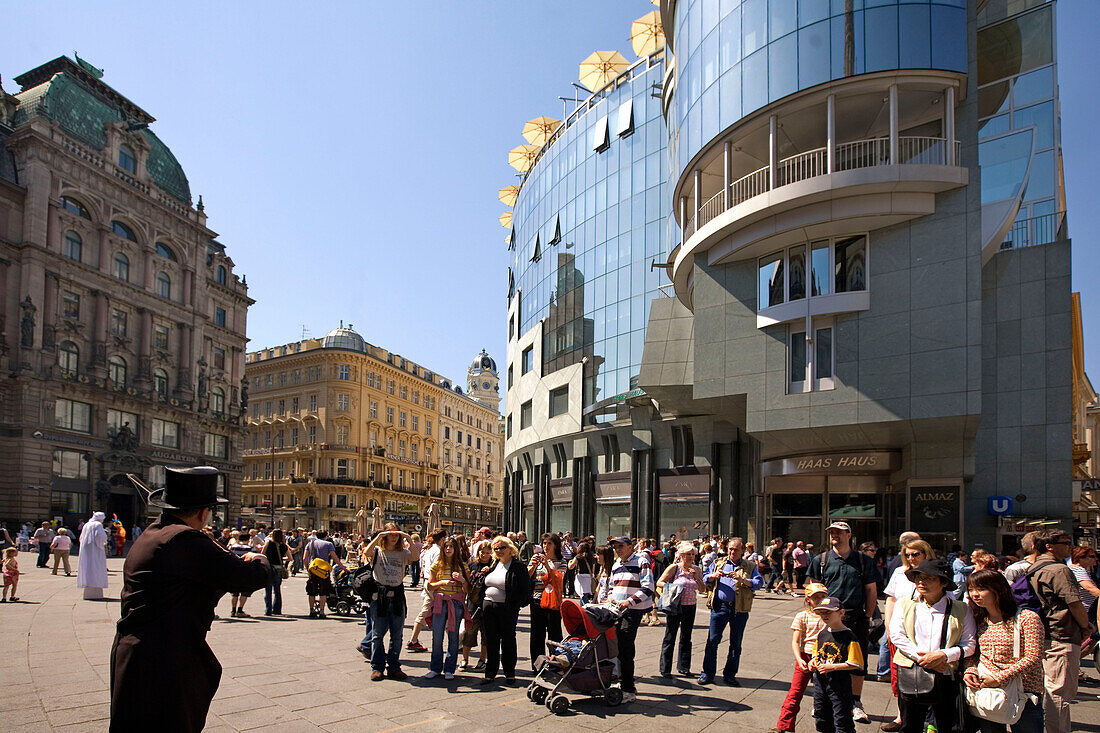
[{"xmin": 4, "ymin": 0, "xmax": 1098, "ymax": 393}]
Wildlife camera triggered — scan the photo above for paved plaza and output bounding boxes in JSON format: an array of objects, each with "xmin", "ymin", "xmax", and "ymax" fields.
[{"xmin": 2, "ymin": 553, "xmax": 1099, "ymax": 732}]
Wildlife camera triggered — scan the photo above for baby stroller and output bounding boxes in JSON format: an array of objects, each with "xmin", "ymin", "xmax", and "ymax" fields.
[
  {"xmin": 527, "ymin": 600, "xmax": 623, "ymax": 715},
  {"xmin": 326, "ymin": 567, "xmax": 367, "ymax": 616}
]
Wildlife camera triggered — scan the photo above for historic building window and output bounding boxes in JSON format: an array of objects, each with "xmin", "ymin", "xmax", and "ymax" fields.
[
  {"xmin": 62, "ymin": 290, "xmax": 80, "ymax": 320},
  {"xmin": 55, "ymin": 398, "xmax": 92, "ymax": 433},
  {"xmin": 369, "ymin": 400, "xmax": 377, "ymax": 419},
  {"xmin": 386, "ymin": 407, "xmax": 394, "ymax": 423},
  {"xmin": 549, "ymin": 385, "xmax": 569, "ymax": 418},
  {"xmin": 108, "ymin": 355, "xmax": 127, "ymax": 388},
  {"xmin": 214, "ymin": 307, "xmax": 227, "ymax": 328},
  {"xmin": 204, "ymin": 433, "xmax": 227, "ymax": 458},
  {"xmin": 154, "ymin": 324, "xmax": 169, "ymax": 350},
  {"xmin": 425, "ymin": 419, "xmax": 432, "ymax": 436},
  {"xmin": 212, "ymin": 347, "xmax": 225, "ymax": 370},
  {"xmin": 152, "ymin": 418, "xmax": 179, "ymax": 448},
  {"xmin": 759, "ymin": 236, "xmax": 867, "ymax": 309},
  {"xmin": 336, "ymin": 425, "xmax": 349, "ymax": 445},
  {"xmin": 63, "ymin": 230, "xmax": 82, "ymax": 262},
  {"xmin": 338, "ymin": 364, "xmax": 350, "ymax": 380},
  {"xmin": 60, "ymin": 196, "xmax": 90, "ymax": 219},
  {"xmin": 156, "ymin": 272, "xmax": 171, "ymax": 299},
  {"xmin": 399, "ymin": 411, "xmax": 407, "ymax": 428},
  {"xmin": 309, "ymin": 394, "xmax": 317, "ymax": 411},
  {"xmin": 154, "ymin": 368, "xmax": 169, "ymax": 397},
  {"xmin": 788, "ymin": 318, "xmax": 835, "ymax": 394},
  {"xmin": 400, "ymin": 385, "xmax": 408, "ymax": 400},
  {"xmin": 52, "ymin": 449, "xmax": 88, "ymax": 479},
  {"xmin": 106, "ymin": 409, "xmax": 138, "ymax": 436},
  {"xmin": 118, "ymin": 144, "xmax": 137, "ymax": 174},
  {"xmin": 154, "ymin": 242, "xmax": 176, "ymax": 260},
  {"xmin": 211, "ymin": 387, "xmax": 225, "ymax": 416},
  {"xmin": 113, "ymin": 252, "xmax": 129, "ymax": 281},
  {"xmin": 411, "ymin": 416, "xmax": 419, "ymax": 432},
  {"xmin": 216, "ymin": 265, "xmax": 227, "ymax": 284},
  {"xmin": 387, "ymin": 380, "xmax": 395, "ymax": 395},
  {"xmin": 57, "ymin": 341, "xmax": 79, "ymax": 376},
  {"xmin": 111, "ymin": 220, "xmax": 137, "ymax": 241},
  {"xmin": 111, "ymin": 309, "xmax": 127, "ymax": 338},
  {"xmin": 336, "ymin": 393, "xmax": 349, "ymax": 411}
]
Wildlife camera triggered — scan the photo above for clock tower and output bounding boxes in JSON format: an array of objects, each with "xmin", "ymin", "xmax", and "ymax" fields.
[{"xmin": 467, "ymin": 349, "xmax": 500, "ymax": 412}]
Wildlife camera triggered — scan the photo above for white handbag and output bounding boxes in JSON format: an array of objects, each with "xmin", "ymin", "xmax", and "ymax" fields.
[{"xmin": 963, "ymin": 613, "xmax": 1031, "ymax": 725}]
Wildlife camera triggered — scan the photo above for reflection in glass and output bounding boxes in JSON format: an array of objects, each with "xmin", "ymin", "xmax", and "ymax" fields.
[
  {"xmin": 978, "ymin": 128, "xmax": 1034, "ymax": 204},
  {"xmin": 1023, "ymin": 149, "xmax": 1054, "ymax": 202},
  {"xmin": 976, "ymin": 5, "xmax": 1052, "ymax": 86},
  {"xmin": 790, "ymin": 330, "xmax": 807, "ymax": 384},
  {"xmin": 978, "ymin": 113, "xmax": 1009, "ymax": 139},
  {"xmin": 772, "ymin": 493, "xmax": 822, "ymax": 517},
  {"xmin": 865, "ymin": 6, "xmax": 899, "ymax": 72},
  {"xmin": 834, "ymin": 236, "xmax": 867, "ymax": 293},
  {"xmin": 759, "ymin": 254, "xmax": 785, "ymax": 308},
  {"xmin": 816, "ymin": 328, "xmax": 833, "ymax": 380},
  {"xmin": 1011, "ymin": 65, "xmax": 1053, "ymax": 107},
  {"xmin": 811, "ymin": 242, "xmax": 831, "ymax": 297},
  {"xmin": 1012, "ymin": 101, "xmax": 1053, "ymax": 150},
  {"xmin": 978, "ymin": 81, "xmax": 1010, "ymax": 120},
  {"xmin": 788, "ymin": 246, "xmax": 806, "ymax": 301}
]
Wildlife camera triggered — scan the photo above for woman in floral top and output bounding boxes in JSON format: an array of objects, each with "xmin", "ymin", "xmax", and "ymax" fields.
[{"xmin": 962, "ymin": 569, "xmax": 1045, "ymax": 733}]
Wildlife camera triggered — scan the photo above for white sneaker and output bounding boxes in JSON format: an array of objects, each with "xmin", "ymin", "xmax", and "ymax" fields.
[
  {"xmin": 424, "ymin": 670, "xmax": 438, "ymax": 679},
  {"xmin": 621, "ymin": 691, "xmax": 636, "ymax": 703},
  {"xmin": 444, "ymin": 673, "xmax": 454, "ymax": 680},
  {"xmin": 852, "ymin": 703, "xmax": 870, "ymax": 724}
]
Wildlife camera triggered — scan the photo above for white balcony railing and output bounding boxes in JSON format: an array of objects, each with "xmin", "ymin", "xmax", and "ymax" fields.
[{"xmin": 683, "ymin": 136, "xmax": 961, "ymax": 237}]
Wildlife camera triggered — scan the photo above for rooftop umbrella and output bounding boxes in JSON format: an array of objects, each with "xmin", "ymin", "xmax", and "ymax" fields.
[
  {"xmin": 521, "ymin": 116, "xmax": 560, "ymax": 147},
  {"xmin": 631, "ymin": 11, "xmax": 665, "ymax": 57},
  {"xmin": 508, "ymin": 144, "xmax": 540, "ymax": 172},
  {"xmin": 498, "ymin": 185, "xmax": 520, "ymax": 207},
  {"xmin": 499, "ymin": 211, "xmax": 513, "ymax": 228},
  {"xmin": 578, "ymin": 51, "xmax": 629, "ymax": 92}
]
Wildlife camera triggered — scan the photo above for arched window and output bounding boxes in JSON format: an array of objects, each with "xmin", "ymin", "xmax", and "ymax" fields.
[
  {"xmin": 113, "ymin": 252, "xmax": 130, "ymax": 282},
  {"xmin": 216, "ymin": 265, "xmax": 227, "ymax": 285},
  {"xmin": 211, "ymin": 387, "xmax": 225, "ymax": 416},
  {"xmin": 111, "ymin": 220, "xmax": 137, "ymax": 241},
  {"xmin": 118, "ymin": 144, "xmax": 136, "ymax": 174},
  {"xmin": 156, "ymin": 272, "xmax": 171, "ymax": 299},
  {"xmin": 63, "ymin": 230, "xmax": 82, "ymax": 262},
  {"xmin": 60, "ymin": 196, "xmax": 91, "ymax": 219},
  {"xmin": 108, "ymin": 355, "xmax": 127, "ymax": 388},
  {"xmin": 58, "ymin": 341, "xmax": 79, "ymax": 376},
  {"xmin": 155, "ymin": 242, "xmax": 176, "ymax": 261},
  {"xmin": 154, "ymin": 368, "xmax": 169, "ymax": 397}
]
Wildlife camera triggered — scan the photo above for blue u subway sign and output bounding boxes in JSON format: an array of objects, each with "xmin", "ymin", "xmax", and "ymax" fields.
[{"xmin": 988, "ymin": 496, "xmax": 1014, "ymax": 516}]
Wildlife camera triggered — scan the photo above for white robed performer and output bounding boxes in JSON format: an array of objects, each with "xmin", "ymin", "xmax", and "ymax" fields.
[
  {"xmin": 424, "ymin": 502, "xmax": 440, "ymax": 534},
  {"xmin": 356, "ymin": 508, "xmax": 368, "ymax": 538},
  {"xmin": 371, "ymin": 505, "xmax": 385, "ymax": 533},
  {"xmin": 77, "ymin": 511, "xmax": 109, "ymax": 599}
]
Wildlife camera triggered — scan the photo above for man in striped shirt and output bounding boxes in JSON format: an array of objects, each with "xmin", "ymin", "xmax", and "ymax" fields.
[{"xmin": 608, "ymin": 535, "xmax": 655, "ymax": 703}]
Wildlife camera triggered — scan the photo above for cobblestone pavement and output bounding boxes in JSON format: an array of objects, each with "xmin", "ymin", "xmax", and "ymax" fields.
[{"xmin": 3, "ymin": 553, "xmax": 1099, "ymax": 732}]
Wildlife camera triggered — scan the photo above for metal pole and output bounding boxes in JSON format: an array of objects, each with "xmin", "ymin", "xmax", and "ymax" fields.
[
  {"xmin": 889, "ymin": 84, "xmax": 899, "ymax": 165},
  {"xmin": 945, "ymin": 86, "xmax": 956, "ymax": 165},
  {"xmin": 827, "ymin": 94, "xmax": 836, "ymax": 174},
  {"xmin": 270, "ymin": 444, "xmax": 275, "ymax": 530},
  {"xmin": 769, "ymin": 115, "xmax": 778, "ymax": 190}
]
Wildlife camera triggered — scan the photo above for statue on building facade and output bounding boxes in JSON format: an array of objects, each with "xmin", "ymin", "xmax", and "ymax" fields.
[
  {"xmin": 19, "ymin": 296, "xmax": 35, "ymax": 348},
  {"xmin": 239, "ymin": 376, "xmax": 248, "ymax": 409}
]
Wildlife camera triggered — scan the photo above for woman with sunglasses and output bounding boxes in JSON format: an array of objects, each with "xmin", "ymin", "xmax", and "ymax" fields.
[
  {"xmin": 478, "ymin": 537, "xmax": 531, "ymax": 686},
  {"xmin": 879, "ymin": 539, "xmax": 937, "ymax": 732}
]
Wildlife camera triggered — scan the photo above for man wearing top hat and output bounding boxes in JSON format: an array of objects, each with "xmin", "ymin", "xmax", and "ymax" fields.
[{"xmin": 110, "ymin": 466, "xmax": 271, "ymax": 733}]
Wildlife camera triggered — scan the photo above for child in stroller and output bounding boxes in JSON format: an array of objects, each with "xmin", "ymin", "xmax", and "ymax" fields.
[
  {"xmin": 326, "ymin": 567, "xmax": 368, "ymax": 616},
  {"xmin": 527, "ymin": 599, "xmax": 624, "ymax": 714}
]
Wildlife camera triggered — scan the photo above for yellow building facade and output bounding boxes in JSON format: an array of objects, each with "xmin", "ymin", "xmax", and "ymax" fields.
[{"xmin": 241, "ymin": 326, "xmax": 502, "ymax": 534}]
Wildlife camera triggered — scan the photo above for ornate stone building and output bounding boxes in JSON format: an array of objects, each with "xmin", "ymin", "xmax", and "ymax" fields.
[
  {"xmin": 241, "ymin": 327, "xmax": 502, "ymax": 533},
  {"xmin": 0, "ymin": 56, "xmax": 251, "ymax": 532}
]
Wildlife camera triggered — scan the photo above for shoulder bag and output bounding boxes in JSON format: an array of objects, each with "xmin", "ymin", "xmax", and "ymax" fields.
[
  {"xmin": 963, "ymin": 613, "xmax": 1029, "ymax": 725},
  {"xmin": 896, "ymin": 598, "xmax": 954, "ymax": 696},
  {"xmin": 656, "ymin": 581, "xmax": 684, "ymax": 615},
  {"xmin": 540, "ymin": 568, "xmax": 564, "ymax": 610}
]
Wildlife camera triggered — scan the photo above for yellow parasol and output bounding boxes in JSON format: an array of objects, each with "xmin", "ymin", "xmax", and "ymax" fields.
[
  {"xmin": 631, "ymin": 11, "xmax": 665, "ymax": 57},
  {"xmin": 498, "ymin": 185, "xmax": 520, "ymax": 207},
  {"xmin": 508, "ymin": 144, "xmax": 540, "ymax": 172},
  {"xmin": 521, "ymin": 116, "xmax": 560, "ymax": 147},
  {"xmin": 578, "ymin": 51, "xmax": 630, "ymax": 92},
  {"xmin": 499, "ymin": 211, "xmax": 513, "ymax": 228}
]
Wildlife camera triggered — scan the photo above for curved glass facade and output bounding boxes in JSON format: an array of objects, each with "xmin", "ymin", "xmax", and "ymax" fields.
[
  {"xmin": 671, "ymin": 0, "xmax": 967, "ymax": 179},
  {"xmin": 510, "ymin": 56, "xmax": 670, "ymax": 406}
]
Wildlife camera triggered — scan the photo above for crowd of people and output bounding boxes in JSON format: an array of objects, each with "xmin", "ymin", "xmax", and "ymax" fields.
[{"xmin": 5, "ymin": 510, "xmax": 1100, "ymax": 732}]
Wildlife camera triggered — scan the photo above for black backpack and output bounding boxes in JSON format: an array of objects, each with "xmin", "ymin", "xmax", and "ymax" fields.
[{"xmin": 350, "ymin": 553, "xmax": 378, "ymax": 602}]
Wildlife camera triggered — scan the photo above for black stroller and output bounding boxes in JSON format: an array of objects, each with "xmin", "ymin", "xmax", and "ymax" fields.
[
  {"xmin": 326, "ymin": 567, "xmax": 367, "ymax": 616},
  {"xmin": 527, "ymin": 600, "xmax": 623, "ymax": 714}
]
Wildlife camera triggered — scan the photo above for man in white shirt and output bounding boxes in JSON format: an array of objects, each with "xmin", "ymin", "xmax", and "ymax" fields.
[
  {"xmin": 888, "ymin": 558, "xmax": 975, "ymax": 733},
  {"xmin": 1002, "ymin": 531, "xmax": 1037, "ymax": 583}
]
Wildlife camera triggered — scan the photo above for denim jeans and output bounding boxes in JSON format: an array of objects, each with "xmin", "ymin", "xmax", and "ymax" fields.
[
  {"xmin": 37, "ymin": 542, "xmax": 51, "ymax": 567},
  {"xmin": 875, "ymin": 633, "xmax": 891, "ymax": 676},
  {"xmin": 359, "ymin": 602, "xmax": 374, "ymax": 652},
  {"xmin": 409, "ymin": 561, "xmax": 421, "ymax": 587},
  {"xmin": 968, "ymin": 698, "xmax": 1043, "ymax": 733},
  {"xmin": 701, "ymin": 602, "xmax": 749, "ymax": 681},
  {"xmin": 813, "ymin": 670, "xmax": 856, "ymax": 733},
  {"xmin": 264, "ymin": 570, "xmax": 283, "ymax": 614},
  {"xmin": 431, "ymin": 598, "xmax": 463, "ymax": 674},
  {"xmin": 370, "ymin": 603, "xmax": 405, "ymax": 673}
]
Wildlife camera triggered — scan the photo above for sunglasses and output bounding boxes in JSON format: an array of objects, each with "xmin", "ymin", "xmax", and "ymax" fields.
[{"xmin": 904, "ymin": 551, "xmax": 925, "ymax": 558}]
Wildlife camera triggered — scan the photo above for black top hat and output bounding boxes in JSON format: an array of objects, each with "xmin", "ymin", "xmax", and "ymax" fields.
[
  {"xmin": 128, "ymin": 466, "xmax": 227, "ymax": 511},
  {"xmin": 904, "ymin": 557, "xmax": 956, "ymax": 592}
]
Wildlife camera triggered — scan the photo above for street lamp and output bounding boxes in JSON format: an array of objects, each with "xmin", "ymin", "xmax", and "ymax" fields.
[{"xmin": 270, "ymin": 444, "xmax": 276, "ymax": 531}]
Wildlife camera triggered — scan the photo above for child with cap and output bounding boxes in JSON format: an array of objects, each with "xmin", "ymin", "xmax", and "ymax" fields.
[
  {"xmin": 770, "ymin": 582, "xmax": 831, "ymax": 732},
  {"xmin": 809, "ymin": 596, "xmax": 864, "ymax": 733}
]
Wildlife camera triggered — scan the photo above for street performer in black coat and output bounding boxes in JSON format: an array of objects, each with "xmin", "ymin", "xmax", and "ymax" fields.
[{"xmin": 110, "ymin": 466, "xmax": 270, "ymax": 732}]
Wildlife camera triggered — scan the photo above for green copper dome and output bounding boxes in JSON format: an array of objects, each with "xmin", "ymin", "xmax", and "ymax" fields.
[{"xmin": 14, "ymin": 66, "xmax": 192, "ymax": 204}]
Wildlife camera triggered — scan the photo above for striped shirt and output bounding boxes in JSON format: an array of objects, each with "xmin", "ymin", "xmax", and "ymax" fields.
[{"xmin": 610, "ymin": 552, "xmax": 655, "ymax": 610}]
